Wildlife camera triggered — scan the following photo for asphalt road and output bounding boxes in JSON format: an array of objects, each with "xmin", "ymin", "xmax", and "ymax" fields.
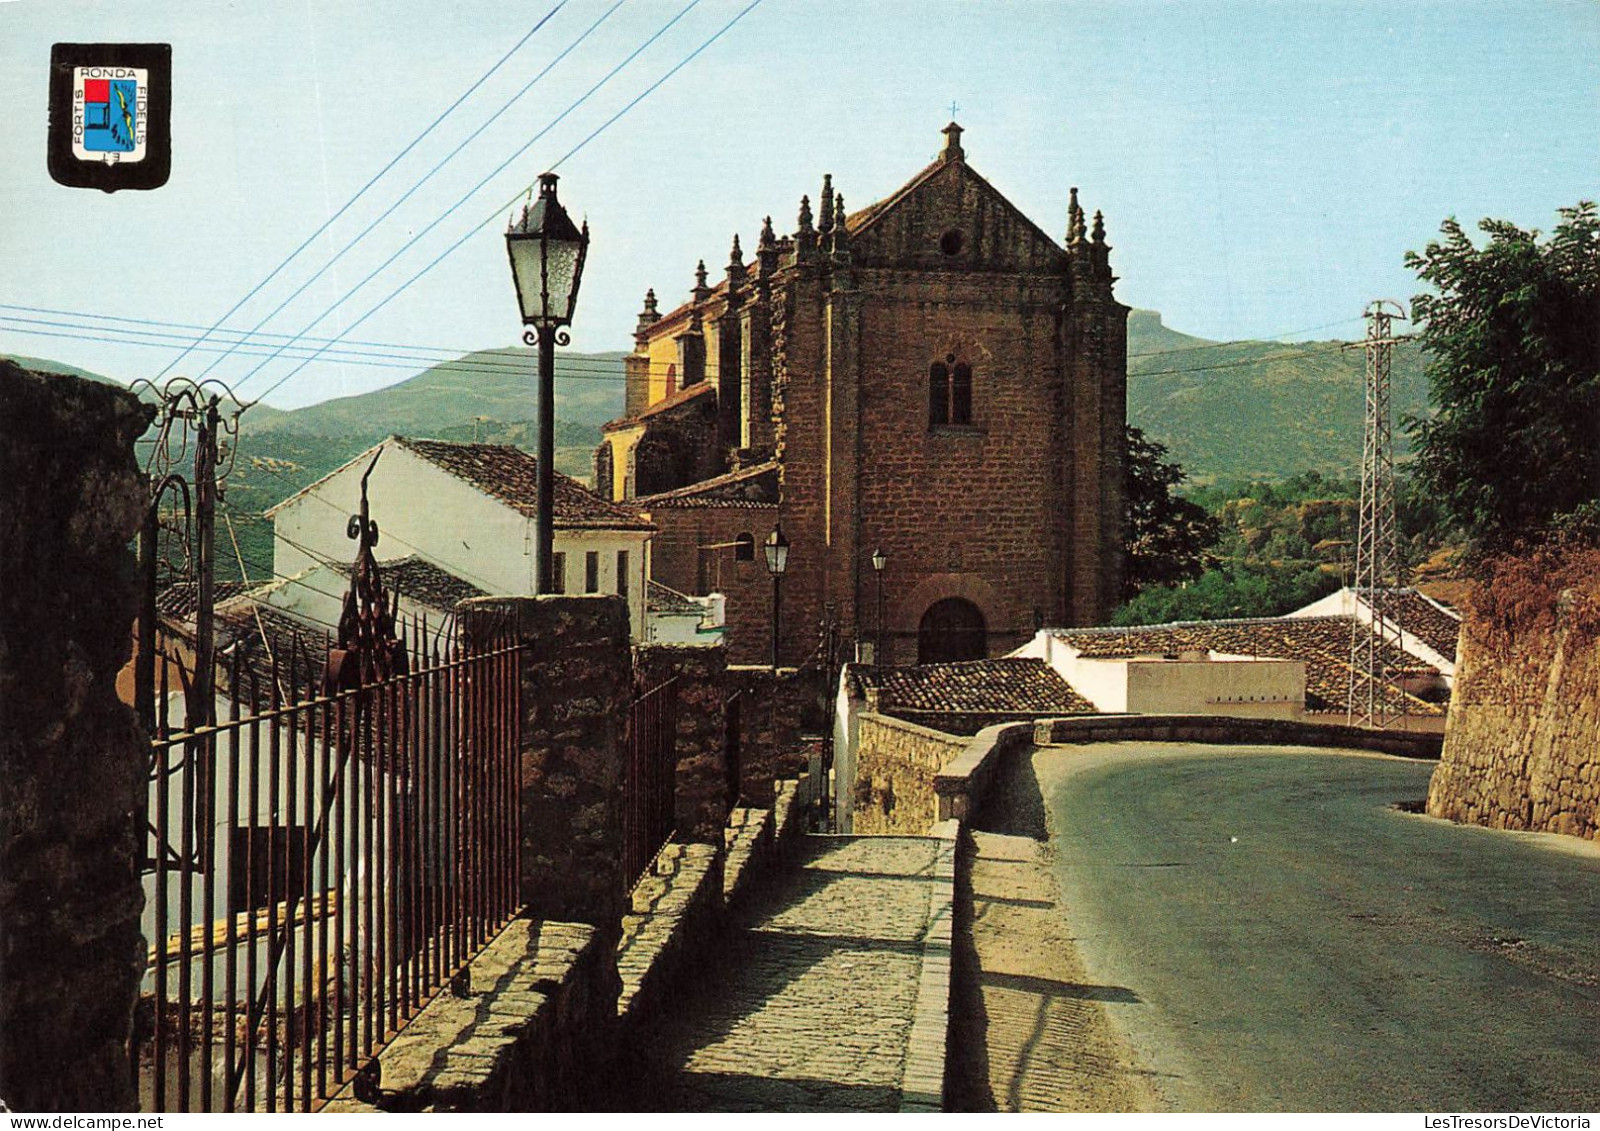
[{"xmin": 1030, "ymin": 742, "xmax": 1600, "ymax": 1112}]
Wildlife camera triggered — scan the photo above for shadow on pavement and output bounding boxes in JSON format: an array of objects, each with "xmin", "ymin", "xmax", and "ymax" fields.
[{"xmin": 973, "ymin": 746, "xmax": 1048, "ymax": 839}]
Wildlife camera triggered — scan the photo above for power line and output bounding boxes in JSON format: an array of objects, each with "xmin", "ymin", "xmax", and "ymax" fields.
[
  {"xmin": 194, "ymin": 0, "xmax": 626, "ymax": 384},
  {"xmin": 1, "ymin": 301, "xmax": 1367, "ymax": 388},
  {"xmin": 243, "ymin": 0, "xmax": 767, "ymax": 407},
  {"xmin": 155, "ymin": 0, "xmax": 570, "ymax": 382},
  {"xmin": 237, "ymin": 0, "xmax": 710, "ymax": 399},
  {"xmin": 4, "ymin": 314, "xmax": 1351, "ymax": 393}
]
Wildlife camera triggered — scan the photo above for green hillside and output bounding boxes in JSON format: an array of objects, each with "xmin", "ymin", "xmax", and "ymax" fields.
[
  {"xmin": 243, "ymin": 348, "xmax": 625, "ymax": 442},
  {"xmin": 1125, "ymin": 309, "xmax": 1432, "ymax": 484}
]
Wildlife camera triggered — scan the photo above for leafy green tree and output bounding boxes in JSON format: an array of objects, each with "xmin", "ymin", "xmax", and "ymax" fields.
[
  {"xmin": 1124, "ymin": 426, "xmax": 1221, "ymax": 599},
  {"xmin": 1406, "ymin": 202, "xmax": 1600, "ymax": 552},
  {"xmin": 1112, "ymin": 560, "xmax": 1339, "ymax": 626}
]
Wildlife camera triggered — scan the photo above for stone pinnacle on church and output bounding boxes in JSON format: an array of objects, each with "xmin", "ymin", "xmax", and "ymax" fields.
[
  {"xmin": 941, "ymin": 121, "xmax": 964, "ymax": 162},
  {"xmin": 797, "ymin": 194, "xmax": 814, "ymax": 234},
  {"xmin": 830, "ymin": 193, "xmax": 849, "ymax": 255},
  {"xmin": 819, "ymin": 174, "xmax": 834, "ymax": 235},
  {"xmin": 760, "ymin": 215, "xmax": 776, "ymax": 249},
  {"xmin": 730, "ymin": 233, "xmax": 744, "ymax": 268},
  {"xmin": 635, "ymin": 288, "xmax": 661, "ymax": 338},
  {"xmin": 693, "ymin": 259, "xmax": 710, "ymax": 302},
  {"xmin": 1092, "ymin": 210, "xmax": 1106, "ymax": 244},
  {"xmin": 1066, "ymin": 186, "xmax": 1083, "ymax": 244}
]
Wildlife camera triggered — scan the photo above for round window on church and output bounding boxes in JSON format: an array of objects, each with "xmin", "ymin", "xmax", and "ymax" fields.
[{"xmin": 939, "ymin": 229, "xmax": 964, "ymax": 256}]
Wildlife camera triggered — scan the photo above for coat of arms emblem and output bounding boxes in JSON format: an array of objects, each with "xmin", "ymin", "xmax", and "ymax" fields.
[{"xmin": 49, "ymin": 43, "xmax": 171, "ymax": 191}]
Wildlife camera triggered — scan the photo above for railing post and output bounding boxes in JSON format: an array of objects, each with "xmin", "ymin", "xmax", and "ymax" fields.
[{"xmin": 458, "ymin": 596, "xmax": 631, "ymax": 939}]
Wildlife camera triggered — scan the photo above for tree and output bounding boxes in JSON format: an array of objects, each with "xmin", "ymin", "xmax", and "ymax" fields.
[
  {"xmin": 1406, "ymin": 202, "xmax": 1600, "ymax": 553},
  {"xmin": 1123, "ymin": 426, "xmax": 1221, "ymax": 598}
]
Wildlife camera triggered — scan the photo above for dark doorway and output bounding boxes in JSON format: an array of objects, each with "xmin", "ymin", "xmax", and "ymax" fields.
[{"xmin": 918, "ymin": 597, "xmax": 987, "ymax": 664}]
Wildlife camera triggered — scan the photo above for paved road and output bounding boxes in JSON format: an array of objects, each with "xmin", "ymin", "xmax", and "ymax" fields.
[
  {"xmin": 610, "ymin": 836, "xmax": 940, "ymax": 1111},
  {"xmin": 1033, "ymin": 742, "xmax": 1600, "ymax": 1112}
]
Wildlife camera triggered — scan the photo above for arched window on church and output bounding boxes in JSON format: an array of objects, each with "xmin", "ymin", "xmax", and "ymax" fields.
[
  {"xmin": 951, "ymin": 363, "xmax": 973, "ymax": 425},
  {"xmin": 665, "ymin": 362, "xmax": 678, "ymax": 398},
  {"xmin": 929, "ymin": 356, "xmax": 974, "ymax": 427},
  {"xmin": 928, "ymin": 362, "xmax": 949, "ymax": 426}
]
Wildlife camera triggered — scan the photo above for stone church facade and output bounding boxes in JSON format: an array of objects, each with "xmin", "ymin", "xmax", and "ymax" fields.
[{"xmin": 597, "ymin": 124, "xmax": 1128, "ymax": 666}]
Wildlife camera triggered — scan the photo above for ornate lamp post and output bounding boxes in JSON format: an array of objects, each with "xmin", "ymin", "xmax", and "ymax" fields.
[
  {"xmin": 764, "ymin": 526, "xmax": 789, "ymax": 673},
  {"xmin": 506, "ymin": 172, "xmax": 589, "ymax": 593},
  {"xmin": 871, "ymin": 547, "xmax": 887, "ymax": 665}
]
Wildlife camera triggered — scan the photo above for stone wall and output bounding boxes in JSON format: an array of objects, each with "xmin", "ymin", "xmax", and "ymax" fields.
[
  {"xmin": 852, "ymin": 713, "xmax": 967, "ymax": 835},
  {"xmin": 1041, "ymin": 714, "xmax": 1443, "ymax": 759},
  {"xmin": 726, "ymin": 665, "xmax": 816, "ymax": 805},
  {"xmin": 460, "ymin": 595, "xmax": 631, "ymax": 932},
  {"xmin": 0, "ymin": 362, "xmax": 153, "ymax": 1110},
  {"xmin": 633, "ymin": 643, "xmax": 731, "ymax": 843},
  {"xmin": 323, "ymin": 918, "xmax": 617, "ymax": 1112},
  {"xmin": 1427, "ymin": 585, "xmax": 1599, "ymax": 841}
]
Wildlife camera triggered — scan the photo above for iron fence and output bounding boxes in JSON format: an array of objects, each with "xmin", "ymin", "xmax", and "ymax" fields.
[
  {"xmin": 136, "ymin": 619, "xmax": 523, "ymax": 1112},
  {"xmin": 623, "ymin": 676, "xmax": 679, "ymax": 887}
]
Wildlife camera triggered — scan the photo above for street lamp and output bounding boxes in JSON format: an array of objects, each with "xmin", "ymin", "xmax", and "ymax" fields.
[
  {"xmin": 871, "ymin": 547, "xmax": 887, "ymax": 665},
  {"xmin": 506, "ymin": 172, "xmax": 589, "ymax": 594},
  {"xmin": 764, "ymin": 526, "xmax": 789, "ymax": 672}
]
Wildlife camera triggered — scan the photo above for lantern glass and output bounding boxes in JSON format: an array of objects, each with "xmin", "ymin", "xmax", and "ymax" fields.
[
  {"xmin": 871, "ymin": 547, "xmax": 887, "ymax": 572},
  {"xmin": 764, "ymin": 528, "xmax": 789, "ymax": 576},
  {"xmin": 506, "ymin": 172, "xmax": 587, "ymax": 328}
]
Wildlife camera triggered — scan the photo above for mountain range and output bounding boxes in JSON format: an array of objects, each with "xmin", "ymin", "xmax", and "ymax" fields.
[{"xmin": 6, "ymin": 309, "xmax": 1435, "ymax": 500}]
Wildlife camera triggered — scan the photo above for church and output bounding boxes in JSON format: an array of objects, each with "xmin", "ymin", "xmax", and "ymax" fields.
[{"xmin": 596, "ymin": 123, "xmax": 1128, "ymax": 666}]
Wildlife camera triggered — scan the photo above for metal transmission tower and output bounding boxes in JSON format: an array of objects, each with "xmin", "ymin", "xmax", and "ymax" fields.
[{"xmin": 1346, "ymin": 300, "xmax": 1410, "ymax": 727}]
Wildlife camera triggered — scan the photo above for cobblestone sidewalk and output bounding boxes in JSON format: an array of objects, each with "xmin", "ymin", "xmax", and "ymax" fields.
[{"xmin": 609, "ymin": 835, "xmax": 942, "ymax": 1112}]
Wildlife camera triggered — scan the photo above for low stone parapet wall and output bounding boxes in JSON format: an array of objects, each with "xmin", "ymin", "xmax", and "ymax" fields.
[
  {"xmin": 1040, "ymin": 713, "xmax": 1444, "ymax": 759},
  {"xmin": 899, "ymin": 820, "xmax": 958, "ymax": 1112},
  {"xmin": 853, "ymin": 713, "xmax": 967, "ymax": 835},
  {"xmin": 324, "ymin": 918, "xmax": 617, "ymax": 1112},
  {"xmin": 617, "ymin": 843, "xmax": 724, "ymax": 1029}
]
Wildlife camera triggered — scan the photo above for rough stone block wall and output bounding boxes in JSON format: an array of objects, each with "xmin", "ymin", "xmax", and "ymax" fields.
[
  {"xmin": 460, "ymin": 595, "xmax": 632, "ymax": 932},
  {"xmin": 616, "ymin": 842, "xmax": 723, "ymax": 1029},
  {"xmin": 726, "ymin": 665, "xmax": 815, "ymax": 805},
  {"xmin": 633, "ymin": 643, "xmax": 731, "ymax": 843},
  {"xmin": 0, "ymin": 362, "xmax": 153, "ymax": 1110},
  {"xmin": 323, "ymin": 919, "xmax": 617, "ymax": 1112},
  {"xmin": 1427, "ymin": 589, "xmax": 1599, "ymax": 841},
  {"xmin": 852, "ymin": 713, "xmax": 966, "ymax": 836}
]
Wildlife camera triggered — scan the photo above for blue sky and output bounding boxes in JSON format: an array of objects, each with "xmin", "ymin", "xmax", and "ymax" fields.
[{"xmin": 1, "ymin": 0, "xmax": 1595, "ymax": 408}]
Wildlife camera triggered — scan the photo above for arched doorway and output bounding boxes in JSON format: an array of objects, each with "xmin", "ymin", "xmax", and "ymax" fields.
[{"xmin": 918, "ymin": 598, "xmax": 987, "ymax": 664}]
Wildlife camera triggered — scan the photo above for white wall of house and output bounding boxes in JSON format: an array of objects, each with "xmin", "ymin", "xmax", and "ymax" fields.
[
  {"xmin": 269, "ymin": 444, "xmax": 651, "ymax": 638},
  {"xmin": 1015, "ymin": 630, "xmax": 1306, "ymax": 719},
  {"xmin": 141, "ymin": 691, "xmax": 399, "ymax": 1008},
  {"xmin": 831, "ymin": 666, "xmax": 870, "ymax": 834}
]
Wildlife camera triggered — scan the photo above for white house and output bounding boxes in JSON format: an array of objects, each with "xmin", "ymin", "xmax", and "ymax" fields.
[{"xmin": 265, "ymin": 437, "xmax": 654, "ymax": 637}]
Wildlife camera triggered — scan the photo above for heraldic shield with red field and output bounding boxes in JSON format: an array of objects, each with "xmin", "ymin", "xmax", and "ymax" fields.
[
  {"xmin": 49, "ymin": 43, "xmax": 171, "ymax": 191},
  {"xmin": 76, "ymin": 70, "xmax": 147, "ymax": 159}
]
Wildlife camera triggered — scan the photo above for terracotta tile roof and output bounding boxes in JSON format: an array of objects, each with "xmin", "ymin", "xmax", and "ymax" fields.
[
  {"xmin": 330, "ymin": 555, "xmax": 485, "ymax": 613},
  {"xmin": 636, "ymin": 462, "xmax": 779, "ymax": 510},
  {"xmin": 155, "ymin": 580, "xmax": 254, "ymax": 622},
  {"xmin": 395, "ymin": 437, "xmax": 653, "ymax": 530},
  {"xmin": 602, "ymin": 378, "xmax": 718, "ymax": 433},
  {"xmin": 852, "ymin": 658, "xmax": 1095, "ymax": 716},
  {"xmin": 647, "ymin": 580, "xmax": 704, "ymax": 615},
  {"xmin": 215, "ymin": 603, "xmax": 333, "ymax": 705},
  {"xmin": 1372, "ymin": 588, "xmax": 1461, "ymax": 661},
  {"xmin": 1051, "ymin": 615, "xmax": 1445, "ymax": 716}
]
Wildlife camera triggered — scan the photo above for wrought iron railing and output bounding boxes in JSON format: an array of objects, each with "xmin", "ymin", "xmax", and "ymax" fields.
[
  {"xmin": 136, "ymin": 619, "xmax": 522, "ymax": 1112},
  {"xmin": 623, "ymin": 676, "xmax": 679, "ymax": 887}
]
